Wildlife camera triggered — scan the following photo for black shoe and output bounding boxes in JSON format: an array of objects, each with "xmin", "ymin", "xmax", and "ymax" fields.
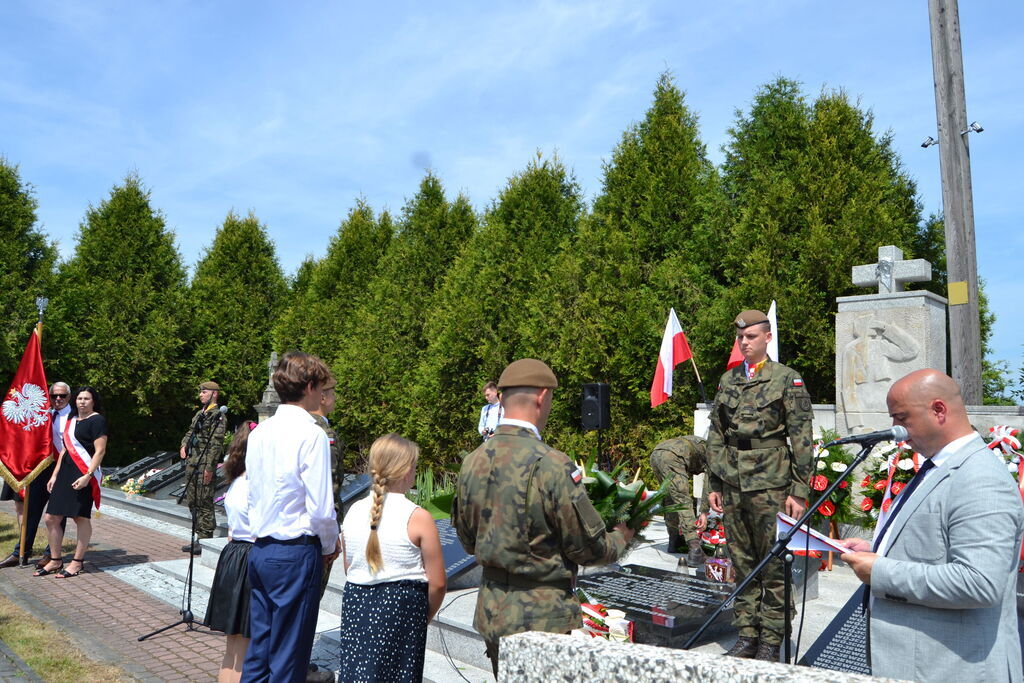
[
  {"xmin": 0, "ymin": 553, "xmax": 19, "ymax": 569},
  {"xmin": 306, "ymin": 664, "xmax": 334, "ymax": 682},
  {"xmin": 181, "ymin": 542, "xmax": 202, "ymax": 555},
  {"xmin": 685, "ymin": 540, "xmax": 706, "ymax": 568},
  {"xmin": 755, "ymin": 642, "xmax": 781, "ymax": 662},
  {"xmin": 725, "ymin": 636, "xmax": 759, "ymax": 658}
]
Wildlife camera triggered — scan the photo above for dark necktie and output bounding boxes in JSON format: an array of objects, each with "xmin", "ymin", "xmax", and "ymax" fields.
[{"xmin": 872, "ymin": 458, "xmax": 936, "ymax": 552}]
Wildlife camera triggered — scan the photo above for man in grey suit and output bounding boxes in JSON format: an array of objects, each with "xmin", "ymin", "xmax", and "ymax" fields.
[{"xmin": 842, "ymin": 369, "xmax": 1024, "ymax": 682}]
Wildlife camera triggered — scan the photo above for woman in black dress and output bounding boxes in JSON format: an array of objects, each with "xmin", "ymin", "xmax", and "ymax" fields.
[{"xmin": 35, "ymin": 387, "xmax": 108, "ymax": 578}]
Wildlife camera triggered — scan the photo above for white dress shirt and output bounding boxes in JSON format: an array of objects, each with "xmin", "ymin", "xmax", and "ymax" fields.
[
  {"xmin": 478, "ymin": 402, "xmax": 503, "ymax": 435},
  {"xmin": 51, "ymin": 404, "xmax": 71, "ymax": 454},
  {"xmin": 874, "ymin": 432, "xmax": 978, "ymax": 556},
  {"xmin": 496, "ymin": 417, "xmax": 542, "ymax": 440},
  {"xmin": 224, "ymin": 474, "xmax": 255, "ymax": 543},
  {"xmin": 246, "ymin": 404, "xmax": 339, "ymax": 554}
]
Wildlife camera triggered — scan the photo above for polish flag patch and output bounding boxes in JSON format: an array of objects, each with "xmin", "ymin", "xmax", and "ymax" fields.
[
  {"xmin": 793, "ymin": 378, "xmax": 804, "ymax": 387},
  {"xmin": 571, "ymin": 467, "xmax": 583, "ymax": 484}
]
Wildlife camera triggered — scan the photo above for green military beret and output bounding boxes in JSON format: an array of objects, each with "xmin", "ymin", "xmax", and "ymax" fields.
[
  {"xmin": 199, "ymin": 381, "xmax": 221, "ymax": 391},
  {"xmin": 734, "ymin": 310, "xmax": 769, "ymax": 329},
  {"xmin": 498, "ymin": 359, "xmax": 559, "ymax": 390}
]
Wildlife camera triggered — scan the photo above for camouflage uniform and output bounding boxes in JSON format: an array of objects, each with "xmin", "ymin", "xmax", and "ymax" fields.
[
  {"xmin": 313, "ymin": 412, "xmax": 344, "ymax": 599},
  {"xmin": 649, "ymin": 436, "xmax": 710, "ymax": 544},
  {"xmin": 452, "ymin": 424, "xmax": 628, "ymax": 674},
  {"xmin": 706, "ymin": 360, "xmax": 813, "ymax": 646},
  {"xmin": 180, "ymin": 405, "xmax": 226, "ymax": 539}
]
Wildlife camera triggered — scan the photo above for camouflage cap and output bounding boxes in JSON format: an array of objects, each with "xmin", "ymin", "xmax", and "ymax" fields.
[
  {"xmin": 498, "ymin": 359, "xmax": 559, "ymax": 390},
  {"xmin": 199, "ymin": 381, "xmax": 221, "ymax": 391},
  {"xmin": 734, "ymin": 310, "xmax": 769, "ymax": 329}
]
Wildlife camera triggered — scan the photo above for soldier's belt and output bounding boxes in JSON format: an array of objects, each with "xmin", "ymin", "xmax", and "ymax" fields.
[
  {"xmin": 725, "ymin": 436, "xmax": 788, "ymax": 451},
  {"xmin": 481, "ymin": 566, "xmax": 571, "ymax": 592}
]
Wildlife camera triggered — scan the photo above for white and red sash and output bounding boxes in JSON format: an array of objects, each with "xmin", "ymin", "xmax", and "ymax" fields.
[{"xmin": 62, "ymin": 417, "xmax": 102, "ymax": 509}]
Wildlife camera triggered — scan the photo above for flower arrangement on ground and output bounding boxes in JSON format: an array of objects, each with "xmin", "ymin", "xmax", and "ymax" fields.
[
  {"xmin": 699, "ymin": 516, "xmax": 727, "ymax": 555},
  {"xmin": 120, "ymin": 467, "xmax": 163, "ymax": 496},
  {"xmin": 575, "ymin": 456, "xmax": 681, "ymax": 543},
  {"xmin": 807, "ymin": 429, "xmax": 859, "ymax": 526},
  {"xmin": 857, "ymin": 439, "xmax": 922, "ymax": 528},
  {"xmin": 569, "ymin": 596, "xmax": 634, "ymax": 642}
]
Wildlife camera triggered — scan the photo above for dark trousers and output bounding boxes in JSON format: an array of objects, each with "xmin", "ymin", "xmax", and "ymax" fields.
[
  {"xmin": 242, "ymin": 538, "xmax": 323, "ymax": 683},
  {"xmin": 12, "ymin": 462, "xmax": 62, "ymax": 556}
]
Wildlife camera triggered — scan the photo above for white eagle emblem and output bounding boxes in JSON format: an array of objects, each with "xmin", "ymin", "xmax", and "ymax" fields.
[{"xmin": 3, "ymin": 383, "xmax": 49, "ymax": 431}]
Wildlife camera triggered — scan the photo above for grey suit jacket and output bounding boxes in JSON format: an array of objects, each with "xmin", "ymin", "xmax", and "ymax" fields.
[{"xmin": 871, "ymin": 435, "xmax": 1024, "ymax": 682}]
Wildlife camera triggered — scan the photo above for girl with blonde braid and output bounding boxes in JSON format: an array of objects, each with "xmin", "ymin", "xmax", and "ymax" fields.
[{"xmin": 338, "ymin": 434, "xmax": 445, "ymax": 682}]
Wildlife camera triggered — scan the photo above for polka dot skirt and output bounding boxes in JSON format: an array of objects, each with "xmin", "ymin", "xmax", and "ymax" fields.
[{"xmin": 338, "ymin": 579, "xmax": 428, "ymax": 682}]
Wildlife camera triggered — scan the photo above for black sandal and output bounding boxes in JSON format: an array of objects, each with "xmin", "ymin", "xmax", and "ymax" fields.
[
  {"xmin": 34, "ymin": 555, "xmax": 55, "ymax": 570},
  {"xmin": 54, "ymin": 557, "xmax": 85, "ymax": 578},
  {"xmin": 33, "ymin": 561, "xmax": 64, "ymax": 577}
]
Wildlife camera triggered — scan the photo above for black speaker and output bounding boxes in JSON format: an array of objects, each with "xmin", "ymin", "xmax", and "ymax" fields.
[{"xmin": 581, "ymin": 382, "xmax": 610, "ymax": 431}]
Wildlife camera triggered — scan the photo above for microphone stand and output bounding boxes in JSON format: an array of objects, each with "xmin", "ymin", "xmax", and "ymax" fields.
[
  {"xmin": 682, "ymin": 441, "xmax": 878, "ymax": 662},
  {"xmin": 139, "ymin": 407, "xmax": 223, "ymax": 641}
]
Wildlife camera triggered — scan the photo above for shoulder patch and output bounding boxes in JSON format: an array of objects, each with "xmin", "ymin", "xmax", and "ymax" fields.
[
  {"xmin": 792, "ymin": 378, "xmax": 804, "ymax": 387},
  {"xmin": 570, "ymin": 466, "xmax": 583, "ymax": 484}
]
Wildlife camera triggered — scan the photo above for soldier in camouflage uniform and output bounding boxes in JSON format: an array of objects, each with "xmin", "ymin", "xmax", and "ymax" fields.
[
  {"xmin": 452, "ymin": 359, "xmax": 634, "ymax": 678},
  {"xmin": 706, "ymin": 310, "xmax": 813, "ymax": 662},
  {"xmin": 649, "ymin": 435, "xmax": 710, "ymax": 568},
  {"xmin": 178, "ymin": 381, "xmax": 227, "ymax": 554},
  {"xmin": 310, "ymin": 377, "xmax": 345, "ymax": 601}
]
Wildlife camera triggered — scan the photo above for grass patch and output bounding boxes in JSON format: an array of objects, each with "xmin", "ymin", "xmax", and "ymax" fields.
[
  {"xmin": 0, "ymin": 510, "xmax": 77, "ymax": 557},
  {"xmin": 0, "ymin": 594, "xmax": 133, "ymax": 682},
  {"xmin": 0, "ymin": 509, "xmax": 132, "ymax": 681}
]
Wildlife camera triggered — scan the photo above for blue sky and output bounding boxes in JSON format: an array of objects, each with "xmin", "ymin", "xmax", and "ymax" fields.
[{"xmin": 2, "ymin": 1, "xmax": 1021, "ymax": 377}]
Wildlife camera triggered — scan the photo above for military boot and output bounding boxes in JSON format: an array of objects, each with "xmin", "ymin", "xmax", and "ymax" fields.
[
  {"xmin": 685, "ymin": 539, "xmax": 705, "ymax": 568},
  {"xmin": 666, "ymin": 527, "xmax": 681, "ymax": 554},
  {"xmin": 755, "ymin": 642, "xmax": 781, "ymax": 662},
  {"xmin": 725, "ymin": 636, "xmax": 759, "ymax": 658}
]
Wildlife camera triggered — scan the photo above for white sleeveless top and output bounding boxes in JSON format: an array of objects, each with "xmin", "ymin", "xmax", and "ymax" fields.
[
  {"xmin": 343, "ymin": 492, "xmax": 427, "ymax": 585},
  {"xmin": 224, "ymin": 474, "xmax": 255, "ymax": 542}
]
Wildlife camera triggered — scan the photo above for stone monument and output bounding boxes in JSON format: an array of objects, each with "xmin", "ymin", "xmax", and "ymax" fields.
[
  {"xmin": 835, "ymin": 246, "xmax": 947, "ymax": 434},
  {"xmin": 254, "ymin": 351, "xmax": 280, "ymax": 422}
]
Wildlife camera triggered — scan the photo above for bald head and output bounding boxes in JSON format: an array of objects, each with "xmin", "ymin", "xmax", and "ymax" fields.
[
  {"xmin": 886, "ymin": 369, "xmax": 973, "ymax": 457},
  {"xmin": 500, "ymin": 386, "xmax": 553, "ymax": 431}
]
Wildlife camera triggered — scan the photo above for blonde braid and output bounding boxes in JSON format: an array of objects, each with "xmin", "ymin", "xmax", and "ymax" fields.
[
  {"xmin": 362, "ymin": 433, "xmax": 420, "ymax": 576},
  {"xmin": 365, "ymin": 469, "xmax": 388, "ymax": 574}
]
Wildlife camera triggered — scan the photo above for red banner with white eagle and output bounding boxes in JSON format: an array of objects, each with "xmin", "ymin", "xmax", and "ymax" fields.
[{"xmin": 0, "ymin": 328, "xmax": 53, "ymax": 491}]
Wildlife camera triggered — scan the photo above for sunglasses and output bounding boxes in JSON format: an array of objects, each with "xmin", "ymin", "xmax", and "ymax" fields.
[{"xmin": 50, "ymin": 394, "xmax": 69, "ymax": 399}]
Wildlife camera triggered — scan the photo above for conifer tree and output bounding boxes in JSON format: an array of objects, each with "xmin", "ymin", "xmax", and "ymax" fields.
[
  {"xmin": 335, "ymin": 174, "xmax": 475, "ymax": 453},
  {"xmin": 524, "ymin": 76, "xmax": 724, "ymax": 459},
  {"xmin": 273, "ymin": 201, "xmax": 392, "ymax": 363},
  {"xmin": 273, "ymin": 255, "xmax": 320, "ymax": 354},
  {"xmin": 414, "ymin": 155, "xmax": 583, "ymax": 460},
  {"xmin": 0, "ymin": 158, "xmax": 55, "ymax": 379},
  {"xmin": 718, "ymin": 79, "xmax": 921, "ymax": 400},
  {"xmin": 187, "ymin": 211, "xmax": 286, "ymax": 417},
  {"xmin": 46, "ymin": 175, "xmax": 189, "ymax": 463}
]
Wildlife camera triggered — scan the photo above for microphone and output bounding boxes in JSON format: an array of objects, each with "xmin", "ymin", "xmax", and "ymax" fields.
[
  {"xmin": 824, "ymin": 426, "xmax": 908, "ymax": 447},
  {"xmin": 218, "ymin": 405, "xmax": 228, "ymax": 416}
]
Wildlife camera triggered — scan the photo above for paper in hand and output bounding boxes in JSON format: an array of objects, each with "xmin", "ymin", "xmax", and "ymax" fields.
[{"xmin": 776, "ymin": 512, "xmax": 848, "ymax": 554}]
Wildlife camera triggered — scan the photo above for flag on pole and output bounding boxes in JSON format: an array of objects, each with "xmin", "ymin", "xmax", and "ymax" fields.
[
  {"xmin": 767, "ymin": 300, "xmax": 779, "ymax": 362},
  {"xmin": 725, "ymin": 339, "xmax": 743, "ymax": 370},
  {"xmin": 0, "ymin": 329, "xmax": 52, "ymax": 492},
  {"xmin": 650, "ymin": 308, "xmax": 694, "ymax": 407}
]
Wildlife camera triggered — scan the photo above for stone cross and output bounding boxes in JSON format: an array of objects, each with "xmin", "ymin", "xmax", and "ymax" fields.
[{"xmin": 851, "ymin": 245, "xmax": 932, "ymax": 294}]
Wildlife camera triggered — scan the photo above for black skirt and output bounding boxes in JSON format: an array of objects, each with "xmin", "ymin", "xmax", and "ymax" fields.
[
  {"xmin": 45, "ymin": 462, "xmax": 94, "ymax": 519},
  {"xmin": 338, "ymin": 580, "xmax": 428, "ymax": 683},
  {"xmin": 204, "ymin": 540, "xmax": 252, "ymax": 637}
]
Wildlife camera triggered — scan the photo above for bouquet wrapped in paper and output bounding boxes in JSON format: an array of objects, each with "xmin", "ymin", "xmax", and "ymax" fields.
[
  {"xmin": 570, "ymin": 600, "xmax": 634, "ymax": 642},
  {"xmin": 575, "ymin": 456, "xmax": 683, "ymax": 542}
]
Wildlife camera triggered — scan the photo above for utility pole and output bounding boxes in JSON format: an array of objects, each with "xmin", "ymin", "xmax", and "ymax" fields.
[{"xmin": 927, "ymin": 0, "xmax": 982, "ymax": 404}]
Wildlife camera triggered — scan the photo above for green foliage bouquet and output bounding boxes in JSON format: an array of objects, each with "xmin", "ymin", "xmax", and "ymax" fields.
[{"xmin": 576, "ymin": 456, "xmax": 683, "ymax": 542}]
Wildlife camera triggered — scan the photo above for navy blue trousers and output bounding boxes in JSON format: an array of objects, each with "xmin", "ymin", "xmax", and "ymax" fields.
[{"xmin": 241, "ymin": 538, "xmax": 323, "ymax": 683}]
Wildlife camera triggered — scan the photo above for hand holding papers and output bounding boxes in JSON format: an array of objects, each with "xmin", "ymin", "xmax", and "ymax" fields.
[{"xmin": 776, "ymin": 512, "xmax": 849, "ymax": 554}]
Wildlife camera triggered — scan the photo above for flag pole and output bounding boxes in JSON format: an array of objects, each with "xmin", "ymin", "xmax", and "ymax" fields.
[
  {"xmin": 689, "ymin": 356, "xmax": 707, "ymax": 404},
  {"xmin": 17, "ymin": 299, "xmax": 48, "ymax": 565}
]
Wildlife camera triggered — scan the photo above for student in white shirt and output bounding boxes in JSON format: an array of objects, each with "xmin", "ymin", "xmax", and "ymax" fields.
[{"xmin": 242, "ymin": 353, "xmax": 340, "ymax": 683}]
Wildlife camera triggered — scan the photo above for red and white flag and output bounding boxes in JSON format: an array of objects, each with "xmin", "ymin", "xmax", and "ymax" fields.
[
  {"xmin": 650, "ymin": 308, "xmax": 693, "ymax": 407},
  {"xmin": 0, "ymin": 329, "xmax": 52, "ymax": 492}
]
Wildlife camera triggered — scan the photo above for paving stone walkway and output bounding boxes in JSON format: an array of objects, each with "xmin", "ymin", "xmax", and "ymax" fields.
[{"xmin": 0, "ymin": 500, "xmax": 225, "ymax": 681}]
